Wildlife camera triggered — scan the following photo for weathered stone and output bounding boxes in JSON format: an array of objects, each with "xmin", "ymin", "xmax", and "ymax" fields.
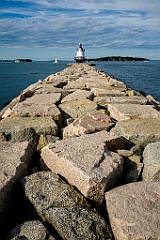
[
  {"xmin": 41, "ymin": 131, "xmax": 124, "ymax": 205},
  {"xmin": 91, "ymin": 88, "xmax": 126, "ymax": 97},
  {"xmin": 142, "ymin": 142, "xmax": 160, "ymax": 181},
  {"xmin": 0, "ymin": 141, "xmax": 33, "ymax": 227},
  {"xmin": 117, "ymin": 149, "xmax": 143, "ymax": 183},
  {"xmin": 61, "ymin": 89, "xmax": 94, "ymax": 103},
  {"xmin": 19, "ymin": 89, "xmax": 34, "ymax": 102},
  {"xmin": 0, "ymin": 116, "xmax": 58, "ymax": 137},
  {"xmin": 10, "ymin": 102, "xmax": 61, "ymax": 122},
  {"xmin": 108, "ymin": 78, "xmax": 126, "ymax": 88},
  {"xmin": 108, "ymin": 103, "xmax": 160, "ymax": 121},
  {"xmin": 22, "ymin": 171, "xmax": 113, "ymax": 240},
  {"xmin": 22, "ymin": 93, "xmax": 61, "ymax": 105},
  {"xmin": 63, "ymin": 111, "xmax": 115, "ymax": 138},
  {"xmin": 44, "ymin": 75, "xmax": 68, "ymax": 87},
  {"xmin": 6, "ymin": 220, "xmax": 55, "ymax": 240},
  {"xmin": 37, "ymin": 134, "xmax": 59, "ymax": 150},
  {"xmin": 111, "ymin": 118, "xmax": 160, "ymax": 147},
  {"xmin": 63, "ymin": 80, "xmax": 86, "ymax": 90},
  {"xmin": 85, "ymin": 79, "xmax": 112, "ymax": 89},
  {"xmin": 105, "ymin": 182, "xmax": 160, "ymax": 240},
  {"xmin": 59, "ymin": 99, "xmax": 97, "ymax": 119},
  {"xmin": 94, "ymin": 96, "xmax": 148, "ymax": 107}
]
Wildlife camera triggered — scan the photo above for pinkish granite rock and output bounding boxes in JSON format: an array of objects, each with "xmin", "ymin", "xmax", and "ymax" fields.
[
  {"xmin": 105, "ymin": 182, "xmax": 160, "ymax": 240},
  {"xmin": 61, "ymin": 89, "xmax": 94, "ymax": 103},
  {"xmin": 41, "ymin": 131, "xmax": 124, "ymax": 205},
  {"xmin": 63, "ymin": 111, "xmax": 115, "ymax": 138},
  {"xmin": 91, "ymin": 88, "xmax": 126, "ymax": 97},
  {"xmin": 108, "ymin": 103, "xmax": 160, "ymax": 121}
]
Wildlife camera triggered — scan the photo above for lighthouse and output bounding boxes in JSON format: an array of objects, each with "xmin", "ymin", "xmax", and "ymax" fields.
[{"xmin": 74, "ymin": 43, "xmax": 86, "ymax": 63}]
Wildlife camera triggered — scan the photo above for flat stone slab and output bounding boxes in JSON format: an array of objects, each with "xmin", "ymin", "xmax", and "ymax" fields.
[
  {"xmin": 108, "ymin": 103, "xmax": 160, "ymax": 121},
  {"xmin": 91, "ymin": 88, "xmax": 126, "ymax": 97},
  {"xmin": 10, "ymin": 101, "xmax": 61, "ymax": 121},
  {"xmin": 94, "ymin": 96, "xmax": 148, "ymax": 107},
  {"xmin": 63, "ymin": 111, "xmax": 115, "ymax": 138},
  {"xmin": 0, "ymin": 141, "xmax": 33, "ymax": 226},
  {"xmin": 105, "ymin": 182, "xmax": 160, "ymax": 240},
  {"xmin": 61, "ymin": 89, "xmax": 94, "ymax": 103},
  {"xmin": 142, "ymin": 142, "xmax": 160, "ymax": 181},
  {"xmin": 63, "ymin": 80, "xmax": 86, "ymax": 90},
  {"xmin": 0, "ymin": 117, "xmax": 58, "ymax": 147},
  {"xmin": 41, "ymin": 131, "xmax": 124, "ymax": 205},
  {"xmin": 59, "ymin": 99, "xmax": 98, "ymax": 119},
  {"xmin": 22, "ymin": 171, "xmax": 113, "ymax": 240},
  {"xmin": 111, "ymin": 118, "xmax": 160, "ymax": 147},
  {"xmin": 22, "ymin": 93, "xmax": 61, "ymax": 105}
]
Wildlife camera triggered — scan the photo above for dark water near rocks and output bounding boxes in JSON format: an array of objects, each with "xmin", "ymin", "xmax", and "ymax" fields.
[{"xmin": 0, "ymin": 60, "xmax": 160, "ymax": 111}]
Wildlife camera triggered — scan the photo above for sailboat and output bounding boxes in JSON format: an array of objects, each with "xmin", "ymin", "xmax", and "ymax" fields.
[{"xmin": 53, "ymin": 58, "xmax": 58, "ymax": 64}]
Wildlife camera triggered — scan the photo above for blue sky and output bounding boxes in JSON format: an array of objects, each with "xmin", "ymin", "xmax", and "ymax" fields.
[{"xmin": 0, "ymin": 0, "xmax": 160, "ymax": 60}]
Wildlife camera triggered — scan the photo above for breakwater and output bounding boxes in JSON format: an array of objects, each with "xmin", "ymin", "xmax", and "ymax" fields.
[{"xmin": 0, "ymin": 63, "xmax": 160, "ymax": 239}]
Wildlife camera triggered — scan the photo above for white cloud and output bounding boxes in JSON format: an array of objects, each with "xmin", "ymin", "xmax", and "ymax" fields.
[{"xmin": 0, "ymin": 0, "xmax": 160, "ymax": 52}]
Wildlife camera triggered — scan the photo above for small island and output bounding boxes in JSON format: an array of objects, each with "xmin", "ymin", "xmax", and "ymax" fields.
[
  {"xmin": 87, "ymin": 56, "xmax": 149, "ymax": 62},
  {"xmin": 15, "ymin": 59, "xmax": 32, "ymax": 63}
]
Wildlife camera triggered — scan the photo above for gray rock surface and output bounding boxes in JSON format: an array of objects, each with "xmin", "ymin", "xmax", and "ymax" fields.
[
  {"xmin": 22, "ymin": 171, "xmax": 113, "ymax": 240},
  {"xmin": 63, "ymin": 111, "xmax": 115, "ymax": 138},
  {"xmin": 91, "ymin": 88, "xmax": 126, "ymax": 97},
  {"xmin": 59, "ymin": 98, "xmax": 97, "ymax": 119},
  {"xmin": 6, "ymin": 220, "xmax": 55, "ymax": 240},
  {"xmin": 10, "ymin": 101, "xmax": 61, "ymax": 121},
  {"xmin": 41, "ymin": 131, "xmax": 124, "ymax": 205},
  {"xmin": 0, "ymin": 141, "xmax": 33, "ymax": 226},
  {"xmin": 105, "ymin": 182, "xmax": 160, "ymax": 240},
  {"xmin": 0, "ymin": 116, "xmax": 58, "ymax": 138},
  {"xmin": 108, "ymin": 103, "xmax": 160, "ymax": 121},
  {"xmin": 111, "ymin": 118, "xmax": 160, "ymax": 147},
  {"xmin": 94, "ymin": 96, "xmax": 148, "ymax": 107},
  {"xmin": 142, "ymin": 142, "xmax": 160, "ymax": 181}
]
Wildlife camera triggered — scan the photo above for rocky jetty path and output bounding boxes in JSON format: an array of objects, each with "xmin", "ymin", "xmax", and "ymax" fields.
[{"xmin": 0, "ymin": 63, "xmax": 160, "ymax": 239}]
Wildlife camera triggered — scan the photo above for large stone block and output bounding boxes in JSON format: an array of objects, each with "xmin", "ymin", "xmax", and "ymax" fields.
[
  {"xmin": 22, "ymin": 171, "xmax": 113, "ymax": 240},
  {"xmin": 10, "ymin": 102, "xmax": 61, "ymax": 121},
  {"xmin": 142, "ymin": 142, "xmax": 160, "ymax": 181},
  {"xmin": 0, "ymin": 141, "xmax": 33, "ymax": 227},
  {"xmin": 108, "ymin": 103, "xmax": 160, "ymax": 121},
  {"xmin": 91, "ymin": 88, "xmax": 126, "ymax": 97},
  {"xmin": 0, "ymin": 116, "xmax": 58, "ymax": 138},
  {"xmin": 59, "ymin": 99, "xmax": 97, "ymax": 119},
  {"xmin": 41, "ymin": 131, "xmax": 124, "ymax": 205},
  {"xmin": 105, "ymin": 182, "xmax": 160, "ymax": 240},
  {"xmin": 61, "ymin": 89, "xmax": 94, "ymax": 103},
  {"xmin": 111, "ymin": 118, "xmax": 160, "ymax": 147},
  {"xmin": 94, "ymin": 96, "xmax": 148, "ymax": 107},
  {"xmin": 63, "ymin": 111, "xmax": 115, "ymax": 138}
]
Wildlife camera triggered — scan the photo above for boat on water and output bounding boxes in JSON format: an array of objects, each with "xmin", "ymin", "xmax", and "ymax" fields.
[{"xmin": 53, "ymin": 58, "xmax": 58, "ymax": 64}]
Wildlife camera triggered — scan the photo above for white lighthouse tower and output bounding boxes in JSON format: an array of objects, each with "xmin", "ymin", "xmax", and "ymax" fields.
[{"xmin": 74, "ymin": 43, "xmax": 86, "ymax": 63}]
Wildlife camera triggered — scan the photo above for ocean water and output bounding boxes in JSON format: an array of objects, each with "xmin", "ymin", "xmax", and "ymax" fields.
[{"xmin": 0, "ymin": 60, "xmax": 160, "ymax": 111}]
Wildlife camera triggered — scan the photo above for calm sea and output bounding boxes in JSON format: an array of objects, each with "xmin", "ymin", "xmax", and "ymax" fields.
[{"xmin": 0, "ymin": 60, "xmax": 160, "ymax": 111}]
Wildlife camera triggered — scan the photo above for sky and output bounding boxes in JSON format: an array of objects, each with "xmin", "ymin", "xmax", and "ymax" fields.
[{"xmin": 0, "ymin": 0, "xmax": 160, "ymax": 60}]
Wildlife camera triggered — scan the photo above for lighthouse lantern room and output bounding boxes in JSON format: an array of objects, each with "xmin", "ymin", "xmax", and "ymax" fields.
[{"xmin": 74, "ymin": 43, "xmax": 86, "ymax": 63}]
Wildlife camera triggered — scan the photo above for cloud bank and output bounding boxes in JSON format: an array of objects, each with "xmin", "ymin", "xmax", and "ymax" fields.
[{"xmin": 0, "ymin": 0, "xmax": 160, "ymax": 58}]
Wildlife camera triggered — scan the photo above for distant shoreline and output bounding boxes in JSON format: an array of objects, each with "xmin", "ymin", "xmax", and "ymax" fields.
[{"xmin": 87, "ymin": 56, "xmax": 149, "ymax": 62}]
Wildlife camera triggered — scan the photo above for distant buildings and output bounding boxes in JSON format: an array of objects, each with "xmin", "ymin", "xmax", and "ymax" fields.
[{"xmin": 75, "ymin": 43, "xmax": 86, "ymax": 63}]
